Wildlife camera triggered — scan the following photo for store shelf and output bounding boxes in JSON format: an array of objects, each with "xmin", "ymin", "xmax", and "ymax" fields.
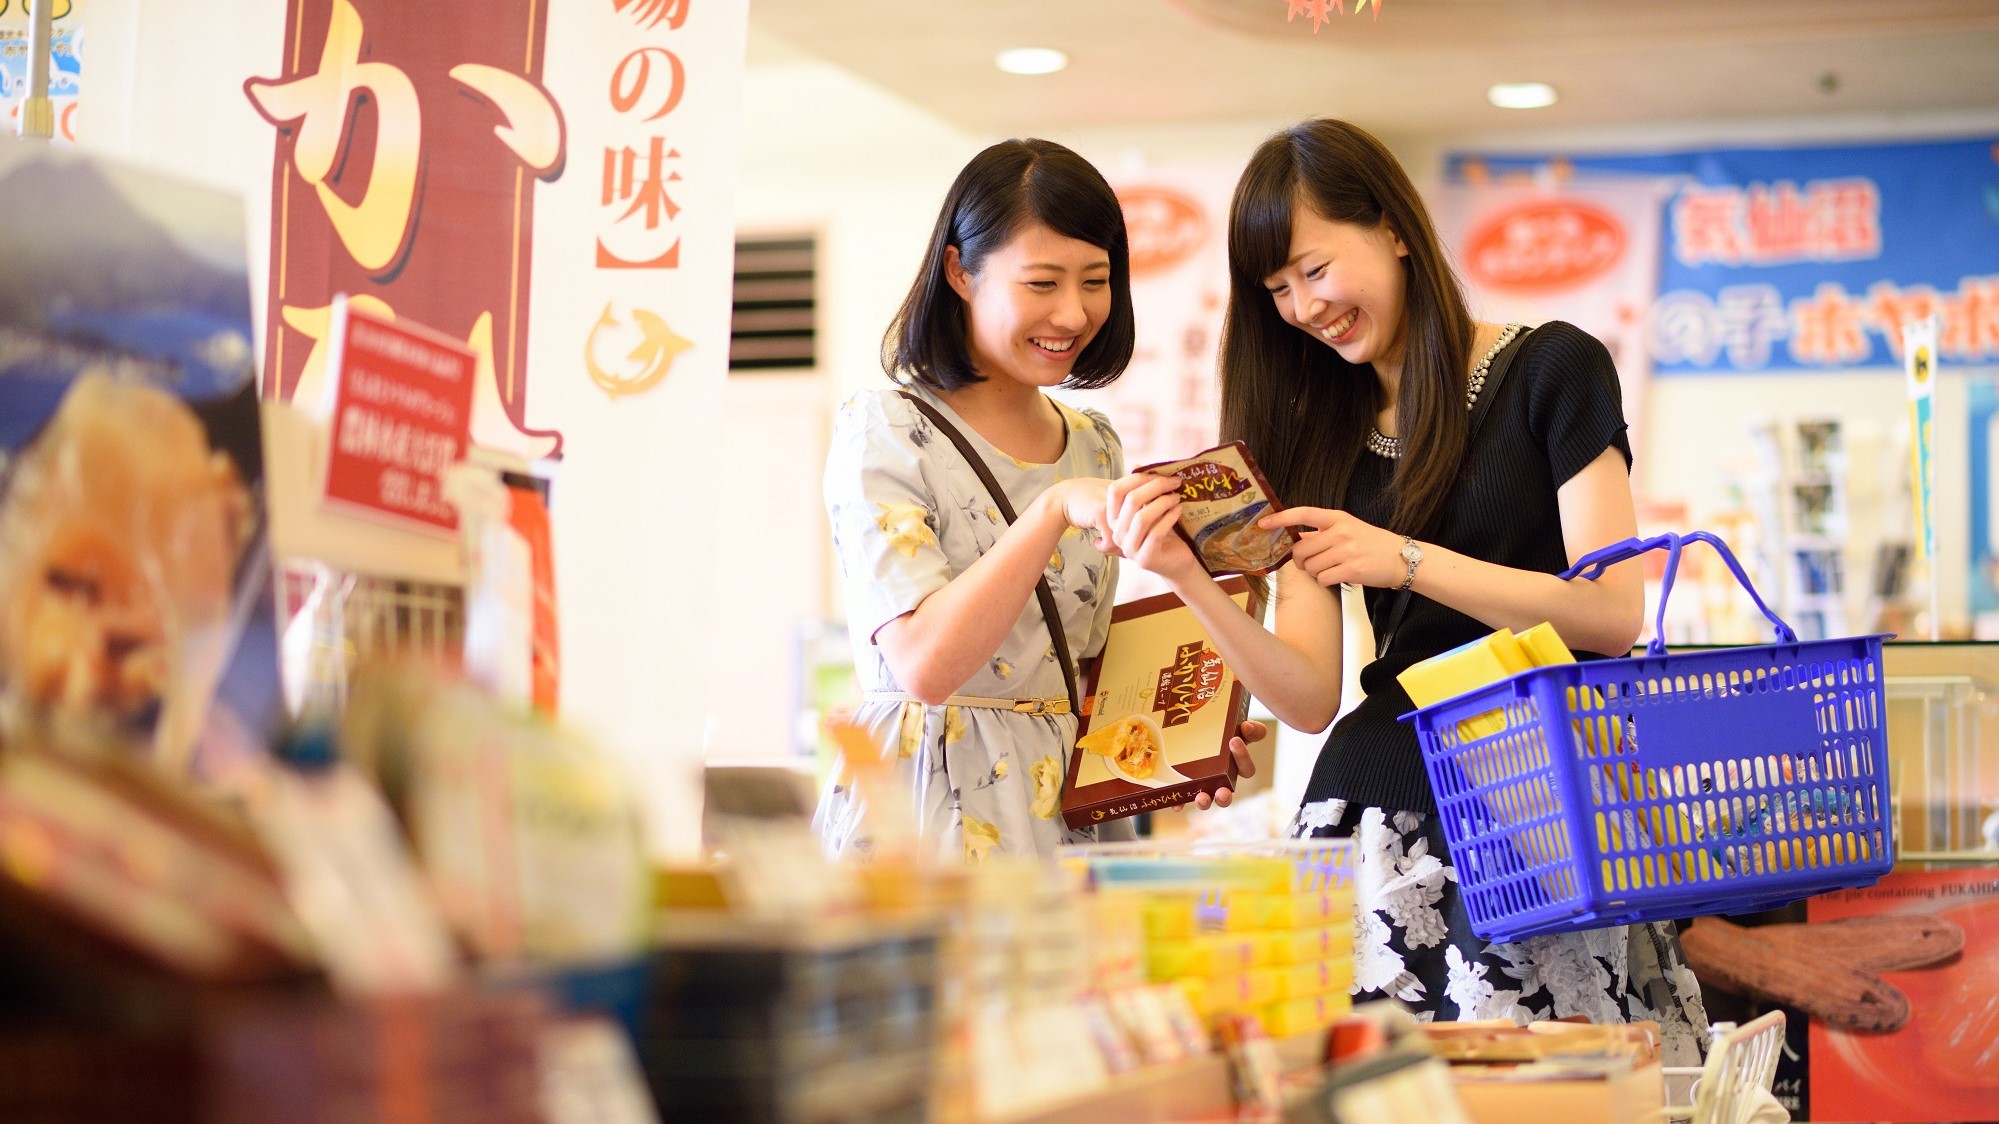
[{"xmin": 991, "ymin": 1031, "xmax": 1325, "ymax": 1124}]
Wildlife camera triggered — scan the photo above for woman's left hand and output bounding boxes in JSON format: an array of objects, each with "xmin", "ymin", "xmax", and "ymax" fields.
[
  {"xmin": 1260, "ymin": 507, "xmax": 1407, "ymax": 589},
  {"xmin": 1192, "ymin": 719, "xmax": 1266, "ymax": 810}
]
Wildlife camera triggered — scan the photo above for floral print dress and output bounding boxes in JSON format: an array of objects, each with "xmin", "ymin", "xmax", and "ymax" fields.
[
  {"xmin": 1294, "ymin": 798, "xmax": 1712, "ymax": 1065},
  {"xmin": 818, "ymin": 385, "xmax": 1134, "ymax": 861}
]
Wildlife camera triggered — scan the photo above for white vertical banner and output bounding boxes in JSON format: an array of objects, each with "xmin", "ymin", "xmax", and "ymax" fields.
[
  {"xmin": 534, "ymin": 0, "xmax": 749, "ymax": 858},
  {"xmin": 1060, "ymin": 164, "xmax": 1237, "ymax": 601},
  {"xmin": 1431, "ymin": 179, "xmax": 1669, "ymax": 460}
]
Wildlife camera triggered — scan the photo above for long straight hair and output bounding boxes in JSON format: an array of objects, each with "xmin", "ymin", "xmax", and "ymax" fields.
[{"xmin": 1219, "ymin": 119, "xmax": 1474, "ymax": 538}]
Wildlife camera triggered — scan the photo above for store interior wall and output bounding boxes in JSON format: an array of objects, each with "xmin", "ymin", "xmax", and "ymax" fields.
[
  {"xmin": 59, "ymin": 5, "xmax": 1999, "ymax": 817},
  {"xmin": 728, "ymin": 42, "xmax": 1999, "ymax": 808},
  {"xmin": 75, "ymin": 0, "xmax": 742, "ymax": 857}
]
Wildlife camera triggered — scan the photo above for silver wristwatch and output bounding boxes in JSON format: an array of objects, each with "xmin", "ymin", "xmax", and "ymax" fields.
[{"xmin": 1396, "ymin": 537, "xmax": 1423, "ymax": 592}]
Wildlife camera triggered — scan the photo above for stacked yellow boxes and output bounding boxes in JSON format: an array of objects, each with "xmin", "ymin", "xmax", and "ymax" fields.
[
  {"xmin": 1084, "ymin": 843, "xmax": 1356, "ymax": 1040},
  {"xmin": 1398, "ymin": 622, "xmax": 1606, "ymax": 884}
]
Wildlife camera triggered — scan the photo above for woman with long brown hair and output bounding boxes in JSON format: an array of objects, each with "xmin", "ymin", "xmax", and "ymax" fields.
[{"xmin": 1107, "ymin": 119, "xmax": 1708, "ymax": 1056}]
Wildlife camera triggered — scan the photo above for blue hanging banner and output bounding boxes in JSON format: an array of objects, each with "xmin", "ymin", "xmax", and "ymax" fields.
[{"xmin": 1445, "ymin": 137, "xmax": 1999, "ymax": 375}]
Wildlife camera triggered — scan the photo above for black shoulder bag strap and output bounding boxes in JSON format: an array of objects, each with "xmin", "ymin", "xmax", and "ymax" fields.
[
  {"xmin": 1373, "ymin": 325, "xmax": 1535, "ymax": 661},
  {"xmin": 896, "ymin": 390, "xmax": 1082, "ymax": 717}
]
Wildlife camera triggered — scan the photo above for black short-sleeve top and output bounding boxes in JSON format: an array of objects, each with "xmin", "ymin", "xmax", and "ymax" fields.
[{"xmin": 1302, "ymin": 320, "xmax": 1634, "ymax": 816}]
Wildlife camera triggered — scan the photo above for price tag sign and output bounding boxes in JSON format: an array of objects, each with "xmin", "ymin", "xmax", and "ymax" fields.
[{"xmin": 322, "ymin": 297, "xmax": 476, "ymax": 534}]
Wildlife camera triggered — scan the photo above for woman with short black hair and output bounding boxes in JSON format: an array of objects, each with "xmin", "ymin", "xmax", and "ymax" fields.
[{"xmin": 821, "ymin": 138, "xmax": 1258, "ymax": 860}]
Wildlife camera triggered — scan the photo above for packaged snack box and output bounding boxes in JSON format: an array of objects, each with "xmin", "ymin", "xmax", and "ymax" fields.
[
  {"xmin": 1062, "ymin": 578, "xmax": 1261, "ymax": 827},
  {"xmin": 1138, "ymin": 442, "xmax": 1300, "ymax": 577}
]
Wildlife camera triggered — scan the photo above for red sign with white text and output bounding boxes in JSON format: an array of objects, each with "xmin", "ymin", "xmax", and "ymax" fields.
[
  {"xmin": 1119, "ymin": 187, "xmax": 1207, "ymax": 276},
  {"xmin": 323, "ymin": 302, "xmax": 476, "ymax": 534},
  {"xmin": 1462, "ymin": 199, "xmax": 1627, "ymax": 293}
]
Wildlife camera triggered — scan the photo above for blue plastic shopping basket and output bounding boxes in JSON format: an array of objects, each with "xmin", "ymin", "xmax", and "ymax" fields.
[{"xmin": 1402, "ymin": 531, "xmax": 1893, "ymax": 944}]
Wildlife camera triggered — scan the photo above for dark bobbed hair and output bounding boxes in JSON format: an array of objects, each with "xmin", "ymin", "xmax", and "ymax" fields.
[
  {"xmin": 1219, "ymin": 119, "xmax": 1475, "ymax": 539},
  {"xmin": 884, "ymin": 139, "xmax": 1135, "ymax": 392}
]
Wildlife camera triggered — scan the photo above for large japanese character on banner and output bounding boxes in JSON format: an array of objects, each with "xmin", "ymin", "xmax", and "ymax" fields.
[
  {"xmin": 580, "ymin": 7, "xmax": 704, "ymax": 399},
  {"xmin": 597, "ymin": 48, "xmax": 685, "ymax": 269},
  {"xmin": 246, "ymin": 0, "xmax": 567, "ymax": 457}
]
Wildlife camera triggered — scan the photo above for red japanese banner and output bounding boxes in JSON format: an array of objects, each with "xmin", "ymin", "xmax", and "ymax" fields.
[
  {"xmin": 1064, "ymin": 170, "xmax": 1232, "ymax": 473},
  {"xmin": 249, "ymin": 0, "xmax": 749, "ymax": 859},
  {"xmin": 1059, "ymin": 165, "xmax": 1237, "ymax": 602},
  {"xmin": 247, "ymin": 0, "xmax": 565, "ymax": 458},
  {"xmin": 322, "ymin": 300, "xmax": 476, "ymax": 535}
]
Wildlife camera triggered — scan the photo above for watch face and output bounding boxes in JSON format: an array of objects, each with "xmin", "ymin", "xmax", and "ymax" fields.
[{"xmin": 1401, "ymin": 541, "xmax": 1423, "ymax": 564}]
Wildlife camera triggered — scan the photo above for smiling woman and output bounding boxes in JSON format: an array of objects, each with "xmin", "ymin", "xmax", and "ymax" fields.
[
  {"xmin": 884, "ymin": 138, "xmax": 1134, "ymax": 395},
  {"xmin": 817, "ymin": 138, "xmax": 1263, "ymax": 861},
  {"xmin": 1104, "ymin": 117, "xmax": 1708, "ymax": 1055}
]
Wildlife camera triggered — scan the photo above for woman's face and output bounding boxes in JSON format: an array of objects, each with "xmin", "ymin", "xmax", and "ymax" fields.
[
  {"xmin": 1261, "ymin": 201, "xmax": 1409, "ymax": 373},
  {"xmin": 948, "ymin": 221, "xmax": 1112, "ymax": 390}
]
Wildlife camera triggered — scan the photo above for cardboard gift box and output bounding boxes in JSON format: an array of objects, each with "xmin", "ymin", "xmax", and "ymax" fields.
[
  {"xmin": 1061, "ymin": 578, "xmax": 1260, "ymax": 828},
  {"xmin": 1422, "ymin": 1020, "xmax": 1664, "ymax": 1124},
  {"xmin": 1447, "ymin": 1057, "xmax": 1664, "ymax": 1124}
]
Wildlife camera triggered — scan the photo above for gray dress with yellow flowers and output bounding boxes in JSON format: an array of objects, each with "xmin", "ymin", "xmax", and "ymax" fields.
[{"xmin": 818, "ymin": 385, "xmax": 1136, "ymax": 860}]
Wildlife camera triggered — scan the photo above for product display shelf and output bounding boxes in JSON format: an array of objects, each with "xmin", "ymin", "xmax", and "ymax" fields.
[
  {"xmin": 640, "ymin": 911, "xmax": 944, "ymax": 1123},
  {"xmin": 1881, "ymin": 642, "xmax": 1999, "ymax": 863},
  {"xmin": 1073, "ymin": 839, "xmax": 1358, "ymax": 1040},
  {"xmin": 992, "ymin": 1030, "xmax": 1328, "ymax": 1124},
  {"xmin": 1648, "ymin": 640, "xmax": 1999, "ymax": 866}
]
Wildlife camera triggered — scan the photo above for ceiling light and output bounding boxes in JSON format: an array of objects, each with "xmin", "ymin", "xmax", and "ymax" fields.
[
  {"xmin": 996, "ymin": 47, "xmax": 1067, "ymax": 76},
  {"xmin": 1487, "ymin": 82, "xmax": 1558, "ymax": 110}
]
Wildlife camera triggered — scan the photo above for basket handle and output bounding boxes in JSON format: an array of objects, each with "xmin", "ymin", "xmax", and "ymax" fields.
[
  {"xmin": 1559, "ymin": 530, "xmax": 1798, "ymax": 656},
  {"xmin": 1559, "ymin": 533, "xmax": 1681, "ymax": 582}
]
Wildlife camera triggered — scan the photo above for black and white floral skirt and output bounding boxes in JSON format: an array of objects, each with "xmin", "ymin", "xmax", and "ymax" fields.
[{"xmin": 1294, "ymin": 797, "xmax": 1712, "ymax": 1066}]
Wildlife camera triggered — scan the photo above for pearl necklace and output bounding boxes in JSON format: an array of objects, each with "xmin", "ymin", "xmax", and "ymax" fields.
[{"xmin": 1366, "ymin": 323, "xmax": 1524, "ymax": 460}]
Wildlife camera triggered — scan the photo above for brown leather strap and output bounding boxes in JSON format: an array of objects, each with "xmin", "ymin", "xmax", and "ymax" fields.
[{"xmin": 897, "ymin": 390, "xmax": 1082, "ymax": 717}]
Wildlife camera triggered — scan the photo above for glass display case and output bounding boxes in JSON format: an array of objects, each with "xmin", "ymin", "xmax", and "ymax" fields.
[
  {"xmin": 1654, "ymin": 640, "xmax": 1999, "ymax": 865},
  {"xmin": 1881, "ymin": 642, "xmax": 1999, "ymax": 862}
]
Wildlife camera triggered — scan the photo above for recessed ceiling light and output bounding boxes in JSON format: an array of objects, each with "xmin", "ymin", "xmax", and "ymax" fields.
[
  {"xmin": 1488, "ymin": 82, "xmax": 1558, "ymax": 110},
  {"xmin": 996, "ymin": 47, "xmax": 1068, "ymax": 76}
]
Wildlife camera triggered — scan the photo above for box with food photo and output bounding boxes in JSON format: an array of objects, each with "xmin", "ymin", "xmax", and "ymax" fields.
[
  {"xmin": 1137, "ymin": 442, "xmax": 1300, "ymax": 577},
  {"xmin": 1061, "ymin": 577, "xmax": 1260, "ymax": 828},
  {"xmin": 0, "ymin": 137, "xmax": 283, "ymax": 775}
]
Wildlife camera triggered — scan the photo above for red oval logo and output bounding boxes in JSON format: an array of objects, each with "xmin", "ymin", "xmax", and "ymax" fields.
[
  {"xmin": 1117, "ymin": 187, "xmax": 1207, "ymax": 275},
  {"xmin": 1462, "ymin": 199, "xmax": 1625, "ymax": 292}
]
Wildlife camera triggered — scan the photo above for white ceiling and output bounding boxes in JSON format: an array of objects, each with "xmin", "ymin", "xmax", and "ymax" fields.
[{"xmin": 745, "ymin": 0, "xmax": 1999, "ymax": 144}]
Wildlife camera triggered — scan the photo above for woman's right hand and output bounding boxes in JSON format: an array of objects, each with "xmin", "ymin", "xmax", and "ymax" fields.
[
  {"xmin": 1106, "ymin": 473, "xmax": 1204, "ymax": 583},
  {"xmin": 1046, "ymin": 476, "xmax": 1117, "ymax": 551}
]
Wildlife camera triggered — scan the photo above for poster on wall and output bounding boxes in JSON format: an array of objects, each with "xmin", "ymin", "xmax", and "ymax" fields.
[
  {"xmin": 247, "ymin": 0, "xmax": 751, "ymax": 856},
  {"xmin": 1445, "ymin": 136, "xmax": 1999, "ymax": 375},
  {"xmin": 1431, "ymin": 178, "xmax": 1669, "ymax": 449},
  {"xmin": 0, "ymin": 0, "xmax": 81, "ymax": 144},
  {"xmin": 0, "ymin": 139, "xmax": 282, "ymax": 776},
  {"xmin": 1684, "ymin": 871, "xmax": 1999, "ymax": 1121},
  {"xmin": 1803, "ymin": 870, "xmax": 1999, "ymax": 1122},
  {"xmin": 1059, "ymin": 164, "xmax": 1235, "ymax": 601}
]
